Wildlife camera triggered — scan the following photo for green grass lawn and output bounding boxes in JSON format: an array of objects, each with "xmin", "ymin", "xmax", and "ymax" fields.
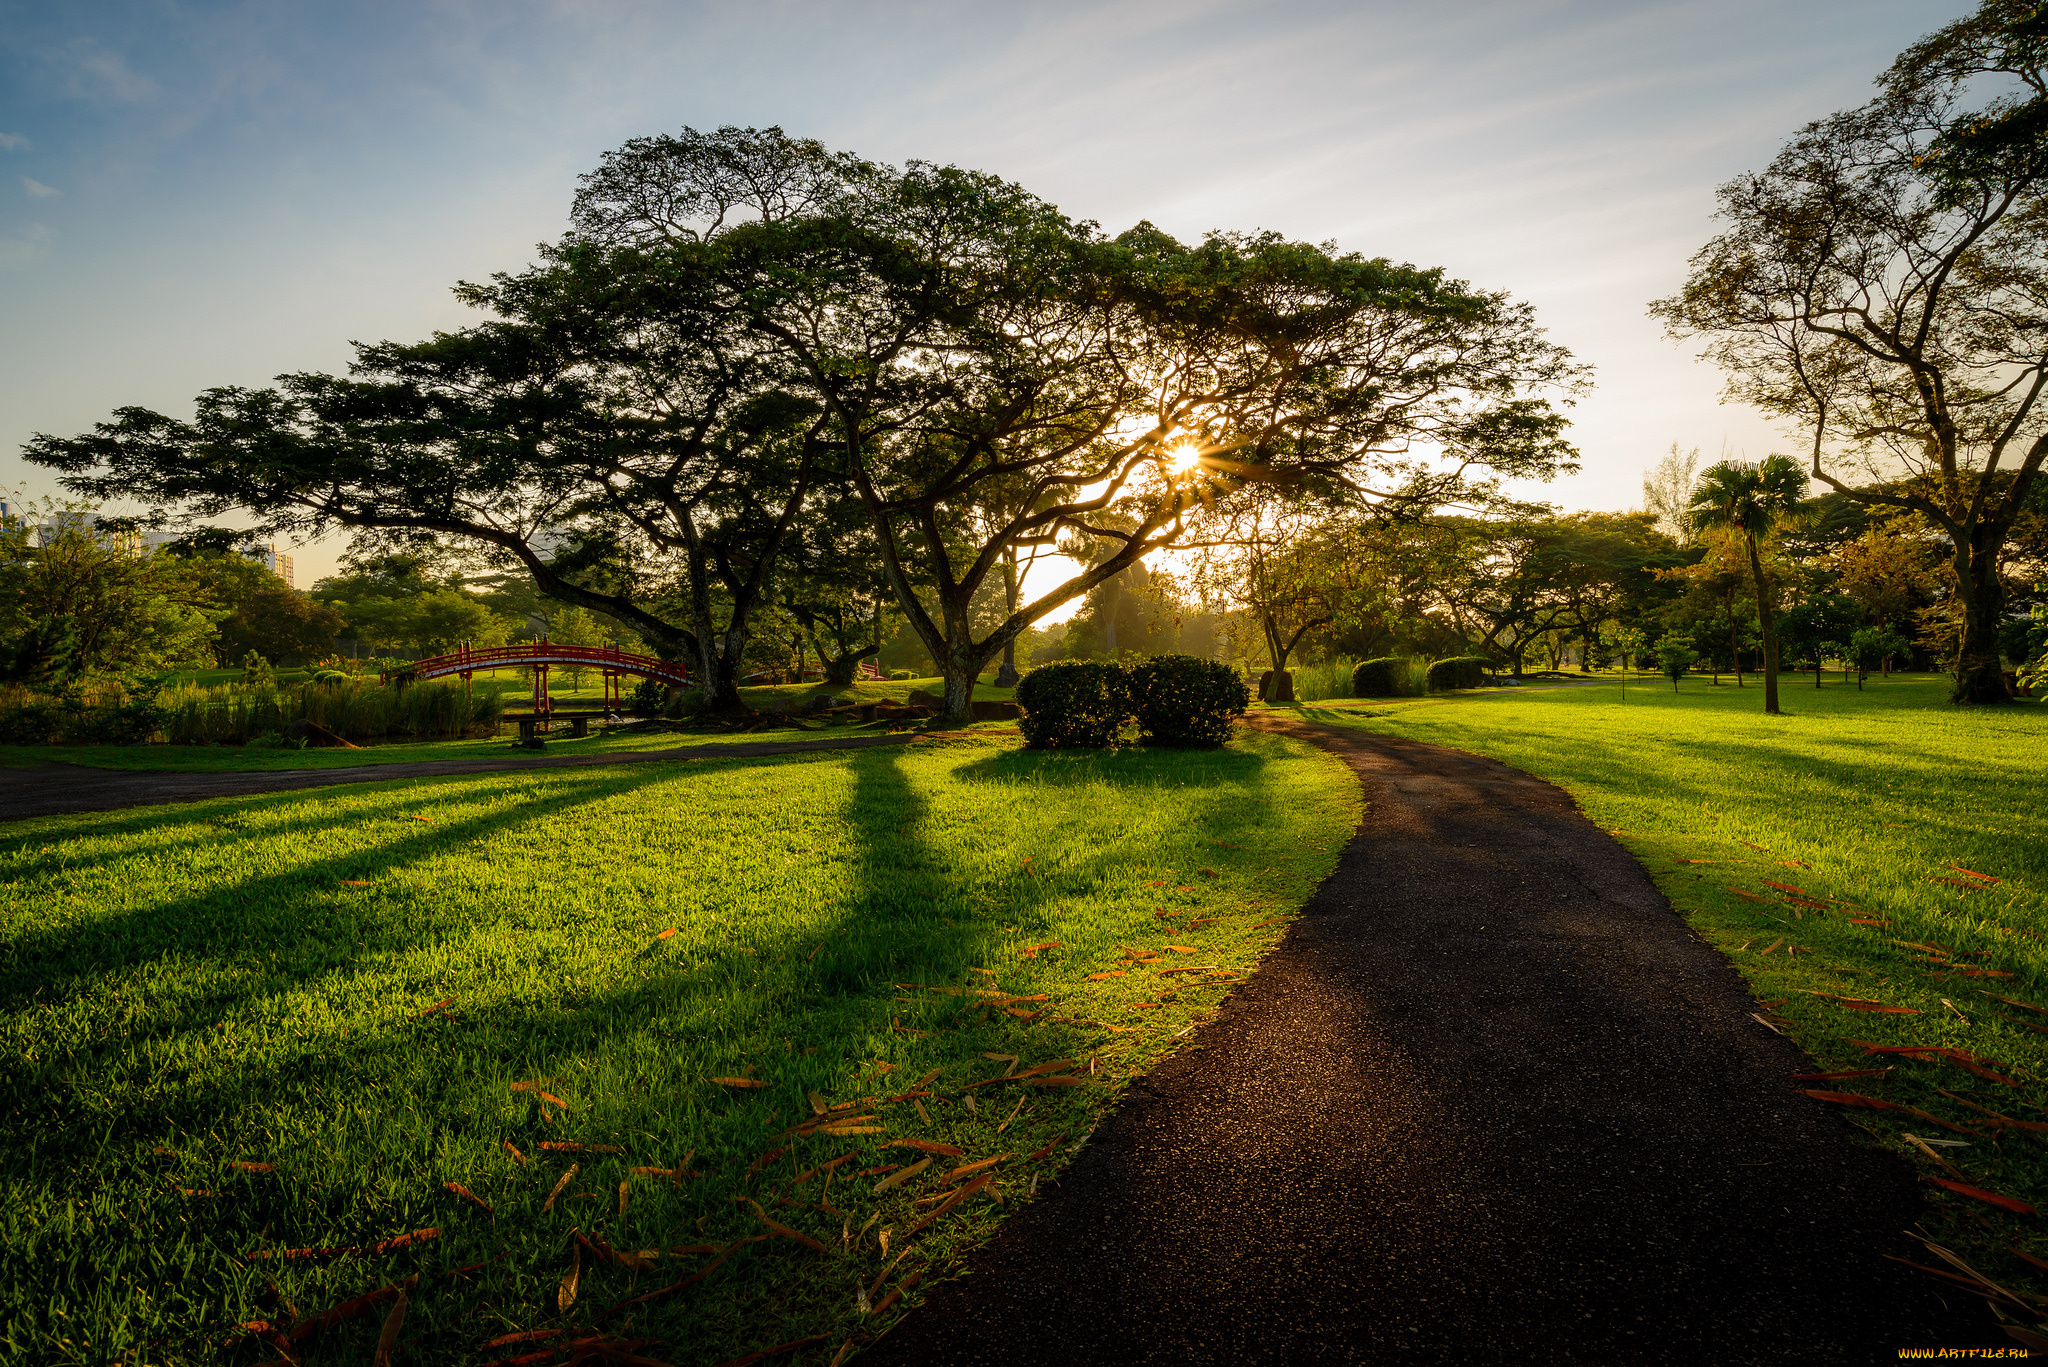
[
  {"xmin": 0, "ymin": 679, "xmax": 1009, "ymax": 774},
  {"xmin": 1291, "ymin": 673, "xmax": 2048, "ymax": 1313},
  {"xmin": 0, "ymin": 729, "xmax": 1357, "ymax": 1365}
]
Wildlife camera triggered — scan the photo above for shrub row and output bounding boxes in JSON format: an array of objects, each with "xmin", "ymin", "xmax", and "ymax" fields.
[
  {"xmin": 0, "ymin": 678, "xmax": 506, "ymax": 747},
  {"xmin": 1015, "ymin": 655, "xmax": 1249, "ymax": 750}
]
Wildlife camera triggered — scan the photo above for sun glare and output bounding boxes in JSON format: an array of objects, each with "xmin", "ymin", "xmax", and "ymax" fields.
[{"xmin": 1167, "ymin": 444, "xmax": 1203, "ymax": 475}]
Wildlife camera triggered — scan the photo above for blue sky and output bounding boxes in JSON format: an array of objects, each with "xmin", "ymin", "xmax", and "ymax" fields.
[{"xmin": 0, "ymin": 0, "xmax": 1976, "ymax": 586}]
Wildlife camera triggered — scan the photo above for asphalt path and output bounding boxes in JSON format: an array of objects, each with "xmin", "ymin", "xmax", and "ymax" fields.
[
  {"xmin": 0, "ymin": 733, "xmax": 917, "ymax": 822},
  {"xmin": 866, "ymin": 720, "xmax": 2001, "ymax": 1365}
]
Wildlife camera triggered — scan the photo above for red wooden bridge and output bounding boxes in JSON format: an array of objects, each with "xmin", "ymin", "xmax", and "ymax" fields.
[{"xmin": 384, "ymin": 642, "xmax": 691, "ymax": 714}]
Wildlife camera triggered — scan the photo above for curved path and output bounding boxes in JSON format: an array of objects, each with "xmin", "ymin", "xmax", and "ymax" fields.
[
  {"xmin": 868, "ymin": 720, "xmax": 1999, "ymax": 1365},
  {"xmin": 0, "ymin": 733, "xmax": 916, "ymax": 823}
]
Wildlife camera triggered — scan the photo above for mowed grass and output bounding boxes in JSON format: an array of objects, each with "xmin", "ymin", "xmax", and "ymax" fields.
[
  {"xmin": 1296, "ymin": 676, "xmax": 2048, "ymax": 1304},
  {"xmin": 0, "ymin": 729, "xmax": 1357, "ymax": 1365},
  {"xmin": 0, "ymin": 679, "xmax": 1007, "ymax": 774}
]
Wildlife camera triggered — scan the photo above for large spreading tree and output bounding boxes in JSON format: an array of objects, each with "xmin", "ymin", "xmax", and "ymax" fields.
[
  {"xmin": 29, "ymin": 127, "xmax": 1586, "ymax": 719},
  {"xmin": 1654, "ymin": 0, "xmax": 2048, "ymax": 702}
]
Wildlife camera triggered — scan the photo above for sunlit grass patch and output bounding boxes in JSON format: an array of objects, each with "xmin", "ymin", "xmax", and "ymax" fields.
[{"xmin": 0, "ymin": 728, "xmax": 1355, "ymax": 1364}]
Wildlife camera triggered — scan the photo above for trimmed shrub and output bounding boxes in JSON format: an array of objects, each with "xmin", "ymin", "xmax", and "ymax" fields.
[
  {"xmin": 629, "ymin": 678, "xmax": 667, "ymax": 715},
  {"xmin": 1129, "ymin": 654, "xmax": 1249, "ymax": 748},
  {"xmin": 889, "ymin": 670, "xmax": 916, "ymax": 681},
  {"xmin": 1351, "ymin": 657, "xmax": 1407, "ymax": 696},
  {"xmin": 1426, "ymin": 656, "xmax": 1491, "ymax": 691},
  {"xmin": 1015, "ymin": 660, "xmax": 1131, "ymax": 749}
]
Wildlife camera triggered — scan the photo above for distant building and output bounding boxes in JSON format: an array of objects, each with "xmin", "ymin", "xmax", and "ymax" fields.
[{"xmin": 139, "ymin": 529, "xmax": 294, "ymax": 587}]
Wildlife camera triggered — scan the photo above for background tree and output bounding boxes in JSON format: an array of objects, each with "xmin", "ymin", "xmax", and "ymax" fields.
[
  {"xmin": 1776, "ymin": 592, "xmax": 1861, "ymax": 686},
  {"xmin": 0, "ymin": 502, "xmax": 216, "ymax": 690},
  {"xmin": 1642, "ymin": 444, "xmax": 1702, "ymax": 543},
  {"xmin": 1655, "ymin": 634, "xmax": 1699, "ymax": 690},
  {"xmin": 1688, "ymin": 456, "xmax": 1810, "ymax": 713},
  {"xmin": 1655, "ymin": 0, "xmax": 2048, "ymax": 702},
  {"xmin": 1850, "ymin": 624, "xmax": 1914, "ymax": 688}
]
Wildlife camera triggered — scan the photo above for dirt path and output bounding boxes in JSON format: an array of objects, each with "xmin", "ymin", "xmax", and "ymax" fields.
[
  {"xmin": 866, "ymin": 721, "xmax": 1998, "ymax": 1365},
  {"xmin": 0, "ymin": 734, "xmax": 917, "ymax": 822}
]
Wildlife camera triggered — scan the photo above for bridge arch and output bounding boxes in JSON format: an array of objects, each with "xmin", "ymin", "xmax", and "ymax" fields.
[{"xmin": 385, "ymin": 642, "xmax": 691, "ymax": 713}]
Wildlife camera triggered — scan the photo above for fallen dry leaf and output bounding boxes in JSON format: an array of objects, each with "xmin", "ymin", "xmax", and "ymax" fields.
[
  {"xmin": 748, "ymin": 1199, "xmax": 829, "ymax": 1252},
  {"xmin": 502, "ymin": 1140, "xmax": 525, "ymax": 1166},
  {"xmin": 371, "ymin": 1288, "xmax": 406, "ymax": 1367},
  {"xmin": 539, "ymin": 1141, "xmax": 621, "ymax": 1155},
  {"xmin": 875, "ymin": 1157, "xmax": 932, "ymax": 1193},
  {"xmin": 656, "ymin": 928, "xmax": 678, "ymax": 940},
  {"xmin": 558, "ymin": 1239, "xmax": 580, "ymax": 1313},
  {"xmin": 543, "ymin": 1165, "xmax": 578, "ymax": 1213},
  {"xmin": 712, "ymin": 1077, "xmax": 766, "ymax": 1089},
  {"xmin": 892, "ymin": 1139, "xmax": 964, "ymax": 1157},
  {"xmin": 444, "ymin": 1182, "xmax": 494, "ymax": 1217},
  {"xmin": 1925, "ymin": 1177, "xmax": 2037, "ymax": 1216},
  {"xmin": 416, "ymin": 997, "xmax": 456, "ymax": 1019}
]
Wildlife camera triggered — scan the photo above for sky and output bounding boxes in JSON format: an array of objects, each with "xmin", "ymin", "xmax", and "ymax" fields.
[{"xmin": 0, "ymin": 0, "xmax": 1979, "ymax": 594}]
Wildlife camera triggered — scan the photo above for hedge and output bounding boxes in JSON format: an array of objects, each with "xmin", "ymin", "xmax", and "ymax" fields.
[
  {"xmin": 1015, "ymin": 660, "xmax": 1132, "ymax": 749},
  {"xmin": 1350, "ymin": 657, "xmax": 1408, "ymax": 697},
  {"xmin": 1426, "ymin": 656, "xmax": 1492, "ymax": 691},
  {"xmin": 1129, "ymin": 654, "xmax": 1248, "ymax": 748}
]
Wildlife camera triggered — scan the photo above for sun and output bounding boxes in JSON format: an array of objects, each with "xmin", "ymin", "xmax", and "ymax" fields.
[{"xmin": 1166, "ymin": 443, "xmax": 1203, "ymax": 475}]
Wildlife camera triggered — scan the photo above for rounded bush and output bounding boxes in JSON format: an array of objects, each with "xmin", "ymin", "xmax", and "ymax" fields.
[
  {"xmin": 1351, "ymin": 657, "xmax": 1406, "ymax": 696},
  {"xmin": 889, "ymin": 669, "xmax": 916, "ymax": 681},
  {"xmin": 1427, "ymin": 655, "xmax": 1491, "ymax": 691},
  {"xmin": 1015, "ymin": 660, "xmax": 1132, "ymax": 749},
  {"xmin": 1130, "ymin": 654, "xmax": 1249, "ymax": 748}
]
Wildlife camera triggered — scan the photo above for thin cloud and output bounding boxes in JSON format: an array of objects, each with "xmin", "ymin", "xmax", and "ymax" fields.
[
  {"xmin": 0, "ymin": 133, "xmax": 26, "ymax": 152},
  {"xmin": 62, "ymin": 39, "xmax": 158, "ymax": 103},
  {"xmin": 22, "ymin": 178, "xmax": 59, "ymax": 199},
  {"xmin": 0, "ymin": 225, "xmax": 51, "ymax": 268}
]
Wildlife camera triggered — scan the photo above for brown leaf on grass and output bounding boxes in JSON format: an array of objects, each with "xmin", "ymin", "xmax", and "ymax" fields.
[
  {"xmin": 1950, "ymin": 864, "xmax": 2001, "ymax": 884},
  {"xmin": 543, "ymin": 1165, "xmax": 578, "ymax": 1213},
  {"xmin": 558, "ymin": 1237, "xmax": 580, "ymax": 1313},
  {"xmin": 248, "ymin": 1228, "xmax": 442, "ymax": 1264},
  {"xmin": 655, "ymin": 927, "xmax": 677, "ymax": 940},
  {"xmin": 1740, "ymin": 841, "xmax": 1769, "ymax": 852},
  {"xmin": 278, "ymin": 1273, "xmax": 421, "ymax": 1343},
  {"xmin": 1778, "ymin": 860, "xmax": 1812, "ymax": 869},
  {"xmin": 712, "ymin": 1077, "xmax": 766, "ymax": 1089},
  {"xmin": 1025, "ymin": 1133, "xmax": 1069, "ymax": 1163},
  {"xmin": 1085, "ymin": 971, "xmax": 1124, "ymax": 981},
  {"xmin": 600, "ymin": 1234, "xmax": 769, "ymax": 1319},
  {"xmin": 1924, "ymin": 1177, "xmax": 2038, "ymax": 1215},
  {"xmin": 744, "ymin": 1146, "xmax": 788, "ymax": 1179},
  {"xmin": 482, "ymin": 1328, "xmax": 563, "ymax": 1349},
  {"xmin": 875, "ymin": 1157, "xmax": 932, "ymax": 1193},
  {"xmin": 1013, "ymin": 1059, "xmax": 1076, "ymax": 1079},
  {"xmin": 1761, "ymin": 880, "xmax": 1812, "ymax": 896},
  {"xmin": 903, "ymin": 1173, "xmax": 994, "ymax": 1239},
  {"xmin": 1979, "ymin": 991, "xmax": 2048, "ymax": 1015},
  {"xmin": 1800, "ymin": 1089, "xmax": 1896, "ymax": 1109},
  {"xmin": 1806, "ymin": 992, "xmax": 1919, "ymax": 1014},
  {"xmin": 341, "ymin": 879, "xmax": 372, "ymax": 887},
  {"xmin": 1142, "ymin": 880, "xmax": 1168, "ymax": 888},
  {"xmin": 872, "ymin": 1268, "xmax": 925, "ymax": 1317},
  {"xmin": 808, "ymin": 1091, "xmax": 827, "ymax": 1116},
  {"xmin": 1162, "ymin": 945, "xmax": 1197, "ymax": 953},
  {"xmin": 537, "ymin": 1092, "xmax": 568, "ymax": 1109},
  {"xmin": 539, "ymin": 1141, "xmax": 621, "ymax": 1155},
  {"xmin": 1934, "ymin": 1089, "xmax": 2048, "ymax": 1134},
  {"xmin": 1020, "ymin": 941, "xmax": 1061, "ymax": 956},
  {"xmin": 1733, "ymin": 891, "xmax": 1773, "ymax": 904},
  {"xmin": 371, "ymin": 1287, "xmax": 406, "ymax": 1367},
  {"xmin": 1673, "ymin": 858, "xmax": 1714, "ymax": 865},
  {"xmin": 1929, "ymin": 877, "xmax": 1984, "ymax": 892},
  {"xmin": 231, "ymin": 1161, "xmax": 275, "ymax": 1174},
  {"xmin": 892, "ymin": 1139, "xmax": 964, "ymax": 1156},
  {"xmin": 502, "ymin": 1140, "xmax": 525, "ymax": 1165},
  {"xmin": 1025, "ymin": 1076, "xmax": 1087, "ymax": 1087},
  {"xmin": 444, "ymin": 1182, "xmax": 494, "ymax": 1216},
  {"xmin": 1955, "ymin": 969, "xmax": 2017, "ymax": 980},
  {"xmin": 1197, "ymin": 868, "xmax": 1218, "ymax": 878},
  {"xmin": 942, "ymin": 1154, "xmax": 1012, "ymax": 1183},
  {"xmin": 1842, "ymin": 1040, "xmax": 2021, "ymax": 1084},
  {"xmin": 707, "ymin": 1333, "xmax": 831, "ymax": 1367},
  {"xmin": 1791, "ymin": 1070, "xmax": 1892, "ymax": 1081},
  {"xmin": 747, "ymin": 1199, "xmax": 829, "ymax": 1252},
  {"xmin": 1848, "ymin": 918, "xmax": 1893, "ymax": 926},
  {"xmin": 417, "ymin": 997, "xmax": 456, "ymax": 1019}
]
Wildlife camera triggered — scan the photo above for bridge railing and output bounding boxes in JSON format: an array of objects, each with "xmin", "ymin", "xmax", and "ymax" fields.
[{"xmin": 384, "ymin": 643, "xmax": 692, "ymax": 686}]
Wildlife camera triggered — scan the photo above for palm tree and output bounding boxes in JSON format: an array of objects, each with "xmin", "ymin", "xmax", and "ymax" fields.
[{"xmin": 1687, "ymin": 456, "xmax": 1808, "ymax": 715}]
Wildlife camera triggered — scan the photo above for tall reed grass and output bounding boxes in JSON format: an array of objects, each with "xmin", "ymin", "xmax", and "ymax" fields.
[
  {"xmin": 158, "ymin": 678, "xmax": 505, "ymax": 745},
  {"xmin": 1284, "ymin": 656, "xmax": 1431, "ymax": 700},
  {"xmin": 0, "ymin": 678, "xmax": 506, "ymax": 747}
]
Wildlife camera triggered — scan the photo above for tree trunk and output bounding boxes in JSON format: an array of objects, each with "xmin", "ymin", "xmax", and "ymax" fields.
[
  {"xmin": 1745, "ymin": 532, "xmax": 1781, "ymax": 715},
  {"xmin": 996, "ymin": 550, "xmax": 1021, "ymax": 688},
  {"xmin": 1952, "ymin": 545, "xmax": 2012, "ymax": 703}
]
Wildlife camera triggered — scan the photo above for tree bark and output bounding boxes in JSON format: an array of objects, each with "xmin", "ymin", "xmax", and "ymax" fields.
[
  {"xmin": 1745, "ymin": 531, "xmax": 1781, "ymax": 715},
  {"xmin": 1952, "ymin": 530, "xmax": 2013, "ymax": 704},
  {"xmin": 996, "ymin": 550, "xmax": 1021, "ymax": 688}
]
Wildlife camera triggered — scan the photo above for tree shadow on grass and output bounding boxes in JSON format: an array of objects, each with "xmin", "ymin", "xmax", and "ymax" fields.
[{"xmin": 952, "ymin": 742, "xmax": 1268, "ymax": 791}]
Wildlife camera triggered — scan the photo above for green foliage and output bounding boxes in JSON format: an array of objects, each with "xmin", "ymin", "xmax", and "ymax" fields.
[
  {"xmin": 1128, "ymin": 654, "xmax": 1249, "ymax": 748},
  {"xmin": 629, "ymin": 677, "xmax": 668, "ymax": 714},
  {"xmin": 0, "ymin": 502, "xmax": 217, "ymax": 690},
  {"xmin": 0, "ymin": 685, "xmax": 167, "ymax": 746},
  {"xmin": 1426, "ymin": 656, "xmax": 1491, "ymax": 691},
  {"xmin": 1016, "ymin": 660, "xmax": 1132, "ymax": 749},
  {"xmin": 240, "ymin": 650, "xmax": 275, "ymax": 687},
  {"xmin": 1351, "ymin": 656, "xmax": 1409, "ymax": 697},
  {"xmin": 1850, "ymin": 625, "xmax": 1914, "ymax": 686},
  {"xmin": 889, "ymin": 670, "xmax": 916, "ymax": 681},
  {"xmin": 1655, "ymin": 636, "xmax": 1699, "ymax": 689}
]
